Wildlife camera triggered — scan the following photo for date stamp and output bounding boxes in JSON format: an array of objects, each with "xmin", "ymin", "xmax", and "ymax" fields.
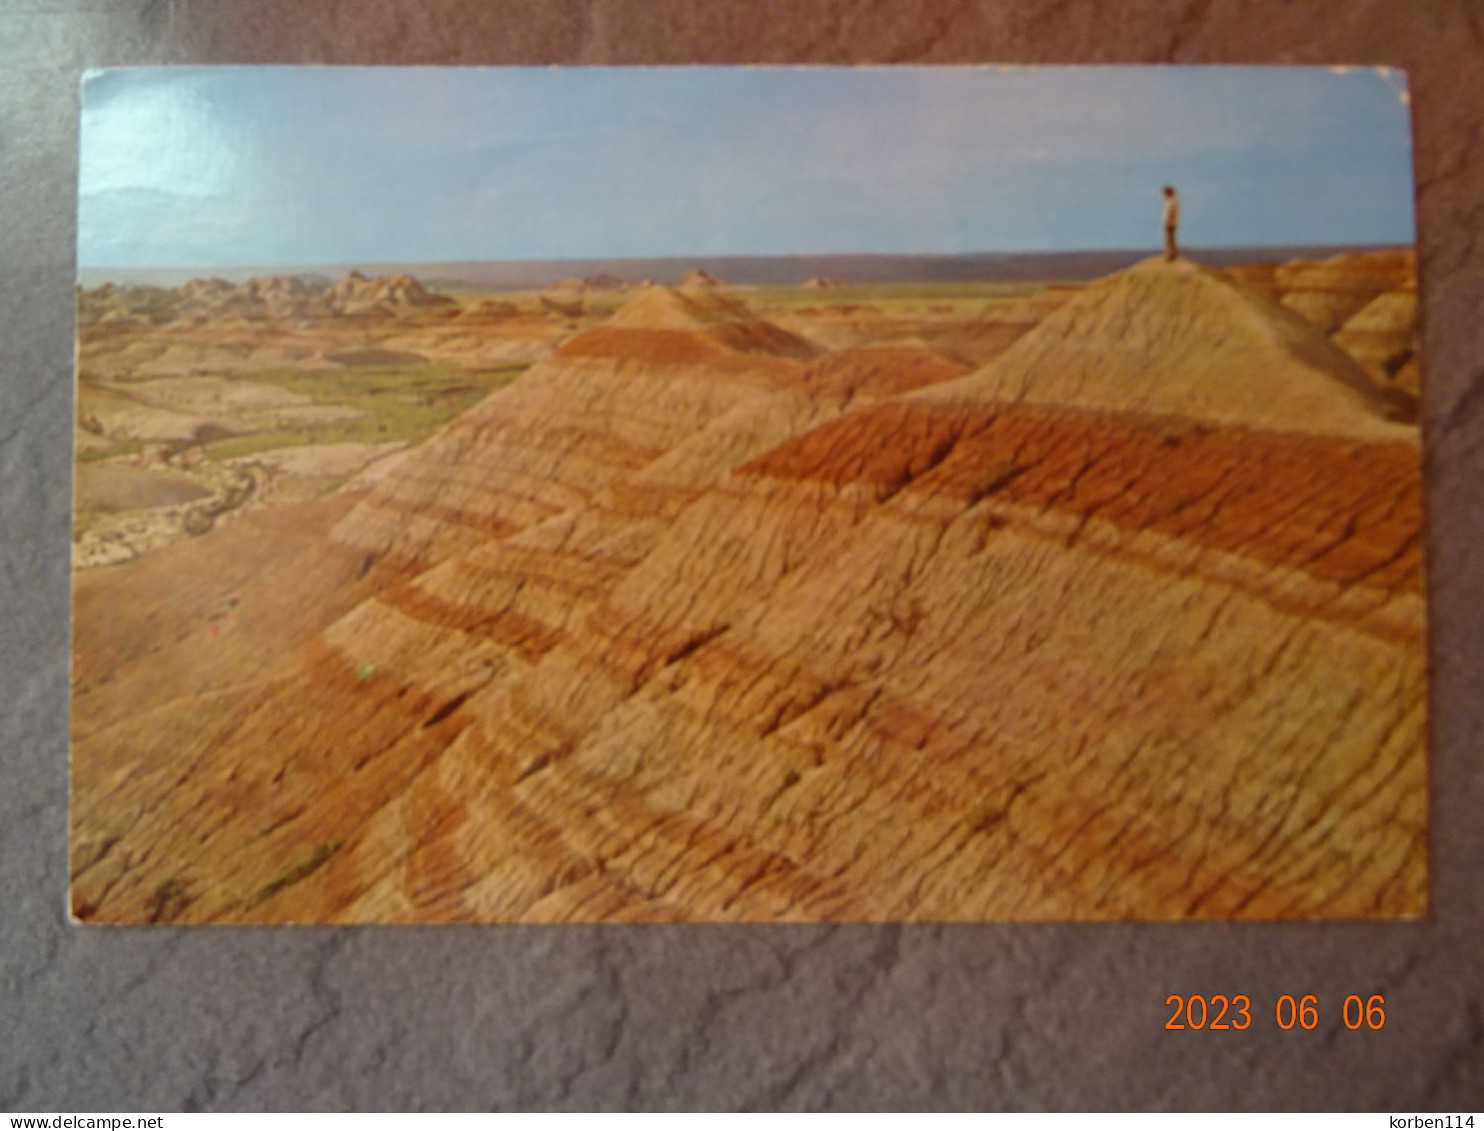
[{"xmin": 1164, "ymin": 994, "xmax": 1389, "ymax": 1031}]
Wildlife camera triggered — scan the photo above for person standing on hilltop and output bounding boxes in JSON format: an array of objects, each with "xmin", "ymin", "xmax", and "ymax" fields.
[{"xmin": 1162, "ymin": 185, "xmax": 1181, "ymax": 261}]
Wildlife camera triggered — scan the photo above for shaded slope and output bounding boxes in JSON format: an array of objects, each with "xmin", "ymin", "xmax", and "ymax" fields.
[
  {"xmin": 1227, "ymin": 249, "xmax": 1420, "ymax": 410},
  {"xmin": 1274, "ymin": 249, "xmax": 1415, "ymax": 333},
  {"xmin": 1333, "ymin": 287, "xmax": 1421, "ymax": 399}
]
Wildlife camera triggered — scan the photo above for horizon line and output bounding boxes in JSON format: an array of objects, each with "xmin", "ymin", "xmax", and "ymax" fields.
[{"xmin": 78, "ymin": 240, "xmax": 1415, "ymax": 277}]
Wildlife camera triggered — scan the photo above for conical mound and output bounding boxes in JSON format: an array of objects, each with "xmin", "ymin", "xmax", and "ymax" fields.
[
  {"xmin": 922, "ymin": 257, "xmax": 1411, "ymax": 435},
  {"xmin": 603, "ymin": 285, "xmax": 817, "ymax": 361},
  {"xmin": 677, "ymin": 268, "xmax": 722, "ymax": 288},
  {"xmin": 607, "ymin": 284, "xmax": 752, "ymax": 330}
]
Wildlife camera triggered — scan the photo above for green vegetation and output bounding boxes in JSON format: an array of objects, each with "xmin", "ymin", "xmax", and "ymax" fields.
[
  {"xmin": 76, "ymin": 437, "xmax": 145, "ymax": 464},
  {"xmin": 258, "ymin": 839, "xmax": 344, "ymax": 900},
  {"xmin": 201, "ymin": 428, "xmax": 319, "ymax": 461},
  {"xmin": 324, "ymin": 348, "xmax": 429, "ymax": 367},
  {"xmin": 202, "ymin": 596, "xmax": 239, "ymax": 623},
  {"xmin": 198, "ymin": 361, "xmax": 528, "ymax": 461}
]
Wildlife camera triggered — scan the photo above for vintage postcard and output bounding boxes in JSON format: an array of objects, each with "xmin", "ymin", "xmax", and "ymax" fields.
[{"xmin": 71, "ymin": 66, "xmax": 1425, "ymax": 923}]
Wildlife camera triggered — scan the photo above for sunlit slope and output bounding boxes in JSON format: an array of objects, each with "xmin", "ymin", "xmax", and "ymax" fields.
[
  {"xmin": 71, "ymin": 260, "xmax": 1425, "ymax": 923},
  {"xmin": 922, "ymin": 257, "xmax": 1413, "ymax": 434}
]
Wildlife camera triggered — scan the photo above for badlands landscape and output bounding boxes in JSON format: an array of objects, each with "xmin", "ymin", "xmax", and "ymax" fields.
[{"xmin": 70, "ymin": 248, "xmax": 1426, "ymax": 923}]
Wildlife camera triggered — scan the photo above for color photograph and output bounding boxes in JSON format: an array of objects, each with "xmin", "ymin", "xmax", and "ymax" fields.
[{"xmin": 71, "ymin": 65, "xmax": 1425, "ymax": 924}]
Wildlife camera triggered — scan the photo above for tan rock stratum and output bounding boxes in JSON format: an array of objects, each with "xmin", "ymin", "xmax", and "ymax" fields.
[{"xmin": 71, "ymin": 255, "xmax": 1426, "ymax": 924}]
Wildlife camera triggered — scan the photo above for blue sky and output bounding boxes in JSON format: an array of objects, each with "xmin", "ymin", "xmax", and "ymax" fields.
[{"xmin": 78, "ymin": 66, "xmax": 1416, "ymax": 269}]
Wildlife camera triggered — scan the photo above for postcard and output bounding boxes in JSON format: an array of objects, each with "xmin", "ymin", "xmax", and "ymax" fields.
[{"xmin": 71, "ymin": 65, "xmax": 1425, "ymax": 923}]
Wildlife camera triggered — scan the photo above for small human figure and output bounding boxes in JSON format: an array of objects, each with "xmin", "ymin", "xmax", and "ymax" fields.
[{"xmin": 1162, "ymin": 185, "xmax": 1180, "ymax": 261}]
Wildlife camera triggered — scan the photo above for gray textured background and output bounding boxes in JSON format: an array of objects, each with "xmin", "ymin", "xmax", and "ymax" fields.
[{"xmin": 3, "ymin": 0, "xmax": 1482, "ymax": 1111}]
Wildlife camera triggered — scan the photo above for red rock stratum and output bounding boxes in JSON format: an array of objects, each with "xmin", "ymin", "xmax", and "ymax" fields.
[{"xmin": 71, "ymin": 257, "xmax": 1426, "ymax": 924}]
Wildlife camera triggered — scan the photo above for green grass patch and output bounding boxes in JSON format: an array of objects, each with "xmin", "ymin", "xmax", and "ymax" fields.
[
  {"xmin": 259, "ymin": 839, "xmax": 344, "ymax": 901},
  {"xmin": 324, "ymin": 348, "xmax": 429, "ymax": 367},
  {"xmin": 198, "ymin": 361, "xmax": 528, "ymax": 461},
  {"xmin": 202, "ymin": 596, "xmax": 239, "ymax": 623},
  {"xmin": 202, "ymin": 428, "xmax": 310, "ymax": 461},
  {"xmin": 76, "ymin": 437, "xmax": 145, "ymax": 464}
]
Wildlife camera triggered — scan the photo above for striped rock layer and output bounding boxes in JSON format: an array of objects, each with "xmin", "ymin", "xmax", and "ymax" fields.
[{"xmin": 70, "ymin": 264, "xmax": 1426, "ymax": 923}]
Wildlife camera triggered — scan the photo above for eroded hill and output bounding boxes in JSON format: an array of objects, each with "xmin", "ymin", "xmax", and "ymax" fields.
[{"xmin": 70, "ymin": 253, "xmax": 1426, "ymax": 923}]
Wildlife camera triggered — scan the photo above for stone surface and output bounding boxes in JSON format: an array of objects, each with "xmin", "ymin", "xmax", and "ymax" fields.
[
  {"xmin": 4, "ymin": 0, "xmax": 1484, "ymax": 1110},
  {"xmin": 70, "ymin": 264, "xmax": 1426, "ymax": 926}
]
